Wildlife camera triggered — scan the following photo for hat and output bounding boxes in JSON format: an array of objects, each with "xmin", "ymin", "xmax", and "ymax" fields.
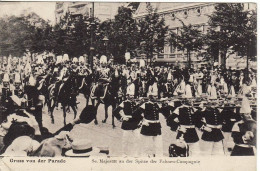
[
  {"xmin": 72, "ymin": 57, "xmax": 78, "ymax": 63},
  {"xmin": 63, "ymin": 54, "xmax": 69, "ymax": 62},
  {"xmin": 29, "ymin": 75, "xmax": 36, "ymax": 86},
  {"xmin": 79, "ymin": 56, "xmax": 85, "ymax": 63},
  {"xmin": 3, "ymin": 136, "xmax": 40, "ymax": 156},
  {"xmin": 240, "ymin": 96, "xmax": 251, "ymax": 114},
  {"xmin": 14, "ymin": 73, "xmax": 21, "ymax": 83},
  {"xmin": 100, "ymin": 55, "xmax": 107, "ymax": 64},
  {"xmin": 65, "ymin": 139, "xmax": 100, "ymax": 157},
  {"xmin": 56, "ymin": 55, "xmax": 63, "ymax": 64},
  {"xmin": 3, "ymin": 73, "xmax": 10, "ymax": 82}
]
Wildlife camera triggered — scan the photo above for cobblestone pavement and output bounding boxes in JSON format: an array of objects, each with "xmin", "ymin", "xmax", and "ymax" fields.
[{"xmin": 42, "ymin": 94, "xmax": 234, "ymax": 157}]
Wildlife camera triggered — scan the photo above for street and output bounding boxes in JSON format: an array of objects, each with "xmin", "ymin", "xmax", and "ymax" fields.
[{"xmin": 42, "ymin": 94, "xmax": 234, "ymax": 157}]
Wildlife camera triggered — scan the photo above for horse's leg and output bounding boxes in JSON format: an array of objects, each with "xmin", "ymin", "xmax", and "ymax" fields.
[
  {"xmin": 102, "ymin": 104, "xmax": 109, "ymax": 123},
  {"xmin": 92, "ymin": 99, "xmax": 95, "ymax": 106},
  {"xmin": 112, "ymin": 103, "xmax": 116, "ymax": 128},
  {"xmin": 62, "ymin": 104, "xmax": 66, "ymax": 126},
  {"xmin": 50, "ymin": 105, "xmax": 55, "ymax": 124},
  {"xmin": 94, "ymin": 101, "xmax": 100, "ymax": 125},
  {"xmin": 72, "ymin": 105, "xmax": 77, "ymax": 119}
]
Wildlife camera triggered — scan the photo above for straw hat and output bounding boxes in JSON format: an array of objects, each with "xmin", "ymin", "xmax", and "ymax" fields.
[{"xmin": 65, "ymin": 139, "xmax": 100, "ymax": 157}]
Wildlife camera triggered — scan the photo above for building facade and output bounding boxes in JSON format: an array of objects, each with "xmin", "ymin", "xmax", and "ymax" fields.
[
  {"xmin": 55, "ymin": 2, "xmax": 126, "ymax": 24},
  {"xmin": 134, "ymin": 2, "xmax": 256, "ymax": 68}
]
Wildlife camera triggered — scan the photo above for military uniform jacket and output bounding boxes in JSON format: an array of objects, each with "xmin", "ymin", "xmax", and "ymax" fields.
[
  {"xmin": 172, "ymin": 105, "xmax": 201, "ymax": 143},
  {"xmin": 114, "ymin": 100, "xmax": 142, "ymax": 130},
  {"xmin": 199, "ymin": 107, "xmax": 226, "ymax": 142},
  {"xmin": 139, "ymin": 101, "xmax": 167, "ymax": 136}
]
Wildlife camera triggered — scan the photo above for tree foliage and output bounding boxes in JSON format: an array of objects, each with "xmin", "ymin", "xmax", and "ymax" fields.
[
  {"xmin": 168, "ymin": 19, "xmax": 203, "ymax": 68},
  {"xmin": 137, "ymin": 3, "xmax": 168, "ymax": 62}
]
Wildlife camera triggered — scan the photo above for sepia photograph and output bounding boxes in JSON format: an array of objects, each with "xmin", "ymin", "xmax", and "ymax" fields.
[{"xmin": 0, "ymin": 1, "xmax": 257, "ymax": 171}]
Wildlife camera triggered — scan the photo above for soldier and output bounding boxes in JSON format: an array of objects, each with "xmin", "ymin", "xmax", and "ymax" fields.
[
  {"xmin": 24, "ymin": 75, "xmax": 43, "ymax": 128},
  {"xmin": 114, "ymin": 82, "xmax": 142, "ymax": 157},
  {"xmin": 171, "ymin": 99, "xmax": 201, "ymax": 156},
  {"xmin": 231, "ymin": 96, "xmax": 256, "ymax": 156},
  {"xmin": 138, "ymin": 84, "xmax": 168, "ymax": 157},
  {"xmin": 1, "ymin": 74, "xmax": 12, "ymax": 112},
  {"xmin": 199, "ymin": 101, "xmax": 226, "ymax": 156}
]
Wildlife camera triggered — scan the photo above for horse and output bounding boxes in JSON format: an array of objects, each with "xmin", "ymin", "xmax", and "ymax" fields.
[
  {"xmin": 91, "ymin": 73, "xmax": 122, "ymax": 128},
  {"xmin": 47, "ymin": 73, "xmax": 78, "ymax": 125},
  {"xmin": 77, "ymin": 72, "xmax": 94, "ymax": 107}
]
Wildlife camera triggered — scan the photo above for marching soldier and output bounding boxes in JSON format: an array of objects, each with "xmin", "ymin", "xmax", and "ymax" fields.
[
  {"xmin": 199, "ymin": 101, "xmax": 227, "ymax": 156},
  {"xmin": 171, "ymin": 99, "xmax": 201, "ymax": 156},
  {"xmin": 114, "ymin": 82, "xmax": 142, "ymax": 157},
  {"xmin": 138, "ymin": 84, "xmax": 168, "ymax": 157}
]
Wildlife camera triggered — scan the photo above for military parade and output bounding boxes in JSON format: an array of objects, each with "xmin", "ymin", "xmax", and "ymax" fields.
[{"xmin": 0, "ymin": 52, "xmax": 257, "ymax": 157}]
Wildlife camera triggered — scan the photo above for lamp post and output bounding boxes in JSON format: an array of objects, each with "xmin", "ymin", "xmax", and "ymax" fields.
[
  {"xmin": 102, "ymin": 36, "xmax": 109, "ymax": 57},
  {"xmin": 89, "ymin": 2, "xmax": 95, "ymax": 70}
]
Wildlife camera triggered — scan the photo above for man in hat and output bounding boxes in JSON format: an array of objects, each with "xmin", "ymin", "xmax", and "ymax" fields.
[
  {"xmin": 114, "ymin": 82, "xmax": 142, "ymax": 157},
  {"xmin": 1, "ymin": 73, "xmax": 12, "ymax": 111},
  {"xmin": 231, "ymin": 97, "xmax": 256, "ymax": 156}
]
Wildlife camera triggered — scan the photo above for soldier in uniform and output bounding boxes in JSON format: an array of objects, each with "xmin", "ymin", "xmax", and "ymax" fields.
[
  {"xmin": 24, "ymin": 75, "xmax": 43, "ymax": 129},
  {"xmin": 138, "ymin": 82, "xmax": 168, "ymax": 157},
  {"xmin": 0, "ymin": 74, "xmax": 12, "ymax": 114},
  {"xmin": 199, "ymin": 101, "xmax": 227, "ymax": 156},
  {"xmin": 114, "ymin": 81, "xmax": 142, "ymax": 157},
  {"xmin": 171, "ymin": 99, "xmax": 201, "ymax": 156}
]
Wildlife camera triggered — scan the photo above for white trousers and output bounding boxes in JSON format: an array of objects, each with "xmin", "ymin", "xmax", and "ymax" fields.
[
  {"xmin": 122, "ymin": 129, "xmax": 140, "ymax": 157},
  {"xmin": 141, "ymin": 135, "xmax": 163, "ymax": 157},
  {"xmin": 188, "ymin": 142, "xmax": 200, "ymax": 157},
  {"xmin": 200, "ymin": 140, "xmax": 225, "ymax": 156}
]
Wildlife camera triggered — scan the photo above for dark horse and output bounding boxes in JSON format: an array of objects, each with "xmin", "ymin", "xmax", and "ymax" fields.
[
  {"xmin": 77, "ymin": 72, "xmax": 94, "ymax": 107},
  {"xmin": 48, "ymin": 73, "xmax": 78, "ymax": 125},
  {"xmin": 92, "ymin": 73, "xmax": 122, "ymax": 128}
]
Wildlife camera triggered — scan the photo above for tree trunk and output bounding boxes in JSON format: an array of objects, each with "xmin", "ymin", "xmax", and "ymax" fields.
[
  {"xmin": 187, "ymin": 50, "xmax": 190, "ymax": 69},
  {"xmin": 220, "ymin": 50, "xmax": 227, "ymax": 69}
]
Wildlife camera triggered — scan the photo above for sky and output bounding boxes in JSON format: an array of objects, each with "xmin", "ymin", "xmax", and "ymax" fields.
[{"xmin": 0, "ymin": 2, "xmax": 56, "ymax": 24}]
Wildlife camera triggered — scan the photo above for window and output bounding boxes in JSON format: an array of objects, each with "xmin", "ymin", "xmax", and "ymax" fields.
[
  {"xmin": 197, "ymin": 8, "xmax": 201, "ymax": 16},
  {"xmin": 184, "ymin": 10, "xmax": 188, "ymax": 18}
]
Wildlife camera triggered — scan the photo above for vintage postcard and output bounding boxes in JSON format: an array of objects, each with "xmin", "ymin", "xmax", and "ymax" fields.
[{"xmin": 0, "ymin": 1, "xmax": 257, "ymax": 171}]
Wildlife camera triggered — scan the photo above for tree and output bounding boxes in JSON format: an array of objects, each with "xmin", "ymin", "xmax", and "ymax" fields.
[
  {"xmin": 137, "ymin": 3, "xmax": 168, "ymax": 64},
  {"xmin": 232, "ymin": 9, "xmax": 256, "ymax": 73},
  {"xmin": 98, "ymin": 6, "xmax": 139, "ymax": 63},
  {"xmin": 168, "ymin": 19, "xmax": 203, "ymax": 68},
  {"xmin": 206, "ymin": 3, "xmax": 253, "ymax": 69}
]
